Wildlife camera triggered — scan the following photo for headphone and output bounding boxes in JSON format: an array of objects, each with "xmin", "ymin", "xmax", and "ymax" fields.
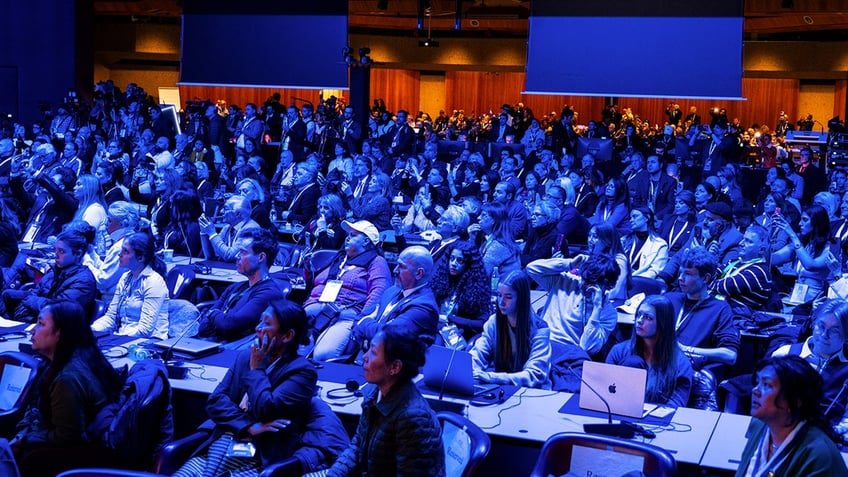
[{"xmin": 326, "ymin": 379, "xmax": 363, "ymax": 400}]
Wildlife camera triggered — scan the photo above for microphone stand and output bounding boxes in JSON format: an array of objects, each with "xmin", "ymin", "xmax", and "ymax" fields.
[{"xmin": 161, "ymin": 313, "xmax": 204, "ymax": 379}]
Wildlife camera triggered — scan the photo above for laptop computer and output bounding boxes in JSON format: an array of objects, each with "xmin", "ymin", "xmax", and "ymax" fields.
[
  {"xmin": 579, "ymin": 361, "xmax": 647, "ymax": 419},
  {"xmin": 153, "ymin": 337, "xmax": 221, "ymax": 358},
  {"xmin": 422, "ymin": 345, "xmax": 498, "ymax": 397}
]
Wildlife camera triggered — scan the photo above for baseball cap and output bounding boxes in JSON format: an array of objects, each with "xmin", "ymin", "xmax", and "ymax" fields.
[{"xmin": 341, "ymin": 220, "xmax": 380, "ymax": 245}]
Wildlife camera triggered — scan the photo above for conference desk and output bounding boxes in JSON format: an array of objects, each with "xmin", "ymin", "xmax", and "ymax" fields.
[
  {"xmin": 165, "ymin": 255, "xmax": 283, "ymax": 283},
  {"xmin": 314, "ymin": 362, "xmax": 723, "ymax": 474}
]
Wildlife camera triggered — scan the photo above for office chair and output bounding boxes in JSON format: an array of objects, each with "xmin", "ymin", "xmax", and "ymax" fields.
[
  {"xmin": 164, "ymin": 264, "xmax": 196, "ymax": 300},
  {"xmin": 530, "ymin": 432, "xmax": 677, "ymax": 477},
  {"xmin": 437, "ymin": 411, "xmax": 491, "ymax": 477},
  {"xmin": 57, "ymin": 470, "xmax": 165, "ymax": 477},
  {"xmin": 0, "ymin": 351, "xmax": 42, "ymax": 439}
]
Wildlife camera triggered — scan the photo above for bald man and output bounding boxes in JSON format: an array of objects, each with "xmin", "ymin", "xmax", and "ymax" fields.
[{"xmin": 352, "ymin": 245, "xmax": 439, "ymax": 348}]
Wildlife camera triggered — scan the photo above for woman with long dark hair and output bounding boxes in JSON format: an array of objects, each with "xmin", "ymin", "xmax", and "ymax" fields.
[
  {"xmin": 91, "ymin": 232, "xmax": 169, "ymax": 338},
  {"xmin": 430, "ymin": 240, "xmax": 490, "ymax": 343},
  {"xmin": 160, "ymin": 189, "xmax": 203, "ymax": 258},
  {"xmin": 470, "ymin": 270, "xmax": 551, "ymax": 389},
  {"xmin": 773, "ymin": 204, "xmax": 835, "ymax": 303},
  {"xmin": 606, "ymin": 295, "xmax": 693, "ymax": 407},
  {"xmin": 589, "ymin": 177, "xmax": 630, "ymax": 235},
  {"xmin": 622, "ymin": 207, "xmax": 668, "ymax": 279},
  {"xmin": 658, "ymin": 190, "xmax": 698, "ymax": 256},
  {"xmin": 12, "ymin": 301, "xmax": 124, "ymax": 476}
]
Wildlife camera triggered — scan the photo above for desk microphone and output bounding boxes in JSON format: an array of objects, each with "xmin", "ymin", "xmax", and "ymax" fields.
[
  {"xmin": 438, "ymin": 347, "xmax": 459, "ymax": 401},
  {"xmin": 161, "ymin": 314, "xmax": 204, "ymax": 379},
  {"xmin": 567, "ymin": 365, "xmax": 655, "ymax": 439}
]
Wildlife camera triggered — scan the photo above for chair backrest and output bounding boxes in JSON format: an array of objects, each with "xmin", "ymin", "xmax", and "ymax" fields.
[
  {"xmin": 437, "ymin": 411, "xmax": 491, "ymax": 477},
  {"xmin": 56, "ymin": 469, "xmax": 166, "ymax": 477},
  {"xmin": 530, "ymin": 432, "xmax": 677, "ymax": 477},
  {"xmin": 164, "ymin": 264, "xmax": 196, "ymax": 300},
  {"xmin": 0, "ymin": 351, "xmax": 41, "ymax": 438}
]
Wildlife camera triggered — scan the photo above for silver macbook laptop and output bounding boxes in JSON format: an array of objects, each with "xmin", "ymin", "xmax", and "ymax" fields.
[
  {"xmin": 422, "ymin": 345, "xmax": 498, "ymax": 397},
  {"xmin": 153, "ymin": 337, "xmax": 221, "ymax": 358},
  {"xmin": 579, "ymin": 361, "xmax": 647, "ymax": 419}
]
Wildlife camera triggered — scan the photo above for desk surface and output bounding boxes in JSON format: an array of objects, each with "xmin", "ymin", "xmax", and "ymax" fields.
[
  {"xmin": 316, "ymin": 362, "xmax": 720, "ymax": 467},
  {"xmin": 166, "ymin": 256, "xmax": 282, "ymax": 283}
]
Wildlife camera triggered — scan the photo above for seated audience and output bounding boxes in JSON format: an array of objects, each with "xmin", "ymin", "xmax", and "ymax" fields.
[
  {"xmin": 326, "ymin": 327, "xmax": 445, "ymax": 477},
  {"xmin": 711, "ymin": 224, "xmax": 774, "ymax": 317},
  {"xmin": 85, "ymin": 201, "xmax": 139, "ymax": 301},
  {"xmin": 665, "ymin": 246, "xmax": 740, "ymax": 368},
  {"xmin": 428, "ymin": 204, "xmax": 470, "ymax": 264},
  {"xmin": 199, "ymin": 195, "xmax": 260, "ymax": 261},
  {"xmin": 350, "ymin": 246, "xmax": 440, "ymax": 354},
  {"xmin": 606, "ymin": 295, "xmax": 693, "ymax": 407},
  {"xmin": 771, "ymin": 299, "xmax": 848, "ymax": 438},
  {"xmin": 522, "ymin": 199, "xmax": 563, "ymax": 266},
  {"xmin": 12, "ymin": 301, "xmax": 124, "ymax": 476},
  {"xmin": 72, "ymin": 174, "xmax": 109, "ymax": 255},
  {"xmin": 2, "ymin": 229, "xmax": 96, "ymax": 322},
  {"xmin": 196, "ymin": 228, "xmax": 285, "ymax": 343},
  {"xmin": 659, "ymin": 190, "xmax": 698, "ymax": 256},
  {"xmin": 174, "ymin": 299, "xmax": 317, "ymax": 476},
  {"xmin": 735, "ymin": 355, "xmax": 847, "ymax": 477},
  {"xmin": 470, "ymin": 271, "xmax": 552, "ymax": 389},
  {"xmin": 772, "ymin": 204, "xmax": 835, "ymax": 304},
  {"xmin": 526, "ymin": 254, "xmax": 621, "ymax": 359},
  {"xmin": 589, "ymin": 177, "xmax": 631, "ymax": 236},
  {"xmin": 307, "ymin": 220, "xmax": 392, "ymax": 361},
  {"xmin": 306, "ymin": 193, "xmax": 348, "ymax": 250},
  {"xmin": 91, "ymin": 232, "xmax": 169, "ymax": 339},
  {"xmin": 160, "ymin": 188, "xmax": 203, "ymax": 258},
  {"xmin": 622, "ymin": 207, "xmax": 669, "ymax": 279},
  {"xmin": 430, "ymin": 240, "xmax": 490, "ymax": 344},
  {"xmin": 279, "ymin": 160, "xmax": 320, "ymax": 225},
  {"xmin": 350, "ymin": 173, "xmax": 392, "ymax": 232},
  {"xmin": 471, "ymin": 201, "xmax": 521, "ymax": 277}
]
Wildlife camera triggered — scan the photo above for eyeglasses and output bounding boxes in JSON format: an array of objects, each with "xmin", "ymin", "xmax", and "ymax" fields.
[{"xmin": 814, "ymin": 321, "xmax": 843, "ymax": 340}]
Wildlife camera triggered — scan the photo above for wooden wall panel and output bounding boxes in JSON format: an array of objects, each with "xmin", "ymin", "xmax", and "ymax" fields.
[
  {"xmin": 370, "ymin": 68, "xmax": 421, "ymax": 114},
  {"xmin": 177, "ymin": 86, "xmax": 323, "ymax": 111}
]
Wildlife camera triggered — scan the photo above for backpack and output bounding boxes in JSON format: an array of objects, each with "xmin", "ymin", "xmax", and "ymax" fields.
[{"xmin": 90, "ymin": 359, "xmax": 175, "ymax": 469}]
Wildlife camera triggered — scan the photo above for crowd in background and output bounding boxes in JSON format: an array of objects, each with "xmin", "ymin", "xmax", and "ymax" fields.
[{"xmin": 3, "ymin": 80, "xmax": 848, "ymax": 475}]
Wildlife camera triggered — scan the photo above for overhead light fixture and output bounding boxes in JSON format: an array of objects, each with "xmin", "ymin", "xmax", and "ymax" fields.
[
  {"xmin": 419, "ymin": 38, "xmax": 440, "ymax": 47},
  {"xmin": 377, "ymin": 0, "xmax": 388, "ymax": 11}
]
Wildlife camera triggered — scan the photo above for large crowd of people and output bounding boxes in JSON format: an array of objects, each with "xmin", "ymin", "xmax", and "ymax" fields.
[{"xmin": 2, "ymin": 80, "xmax": 848, "ymax": 475}]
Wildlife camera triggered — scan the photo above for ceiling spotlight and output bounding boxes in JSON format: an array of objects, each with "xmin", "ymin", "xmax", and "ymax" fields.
[{"xmin": 418, "ymin": 38, "xmax": 440, "ymax": 48}]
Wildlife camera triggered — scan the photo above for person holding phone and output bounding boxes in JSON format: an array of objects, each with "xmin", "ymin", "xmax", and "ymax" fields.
[{"xmin": 772, "ymin": 205, "xmax": 836, "ymax": 304}]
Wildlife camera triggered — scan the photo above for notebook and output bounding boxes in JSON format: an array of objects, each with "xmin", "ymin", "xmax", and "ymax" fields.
[
  {"xmin": 153, "ymin": 337, "xmax": 221, "ymax": 358},
  {"xmin": 579, "ymin": 361, "xmax": 647, "ymax": 419},
  {"xmin": 422, "ymin": 345, "xmax": 498, "ymax": 397}
]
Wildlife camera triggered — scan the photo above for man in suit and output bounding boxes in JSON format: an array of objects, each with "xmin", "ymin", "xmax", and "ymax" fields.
[
  {"xmin": 644, "ymin": 155, "xmax": 678, "ymax": 227},
  {"xmin": 386, "ymin": 109, "xmax": 416, "ymax": 157},
  {"xmin": 352, "ymin": 245, "xmax": 439, "ymax": 348},
  {"xmin": 199, "ymin": 195, "xmax": 260, "ymax": 261},
  {"xmin": 205, "ymin": 104, "xmax": 228, "ymax": 150},
  {"xmin": 684, "ymin": 106, "xmax": 701, "ymax": 126},
  {"xmin": 489, "ymin": 111, "xmax": 516, "ymax": 143},
  {"xmin": 280, "ymin": 161, "xmax": 320, "ymax": 224},
  {"xmin": 338, "ymin": 105, "xmax": 362, "ymax": 155},
  {"xmin": 623, "ymin": 152, "xmax": 650, "ymax": 209},
  {"xmin": 281, "ymin": 105, "xmax": 308, "ymax": 162}
]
